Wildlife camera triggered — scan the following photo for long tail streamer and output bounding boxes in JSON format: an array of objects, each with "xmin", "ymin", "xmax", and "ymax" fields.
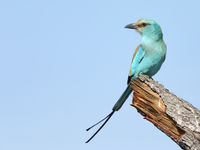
[{"xmin": 85, "ymin": 110, "xmax": 115, "ymax": 143}]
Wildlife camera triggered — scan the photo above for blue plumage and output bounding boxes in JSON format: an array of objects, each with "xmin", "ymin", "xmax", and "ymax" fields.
[{"xmin": 86, "ymin": 18, "xmax": 166, "ymax": 143}]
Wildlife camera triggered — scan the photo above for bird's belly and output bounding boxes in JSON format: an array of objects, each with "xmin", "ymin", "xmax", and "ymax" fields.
[
  {"xmin": 144, "ymin": 55, "xmax": 165, "ymax": 76},
  {"xmin": 145, "ymin": 62, "xmax": 163, "ymax": 76}
]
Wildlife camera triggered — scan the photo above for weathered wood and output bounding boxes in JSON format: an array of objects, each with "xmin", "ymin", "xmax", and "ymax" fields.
[{"xmin": 130, "ymin": 75, "xmax": 200, "ymax": 150}]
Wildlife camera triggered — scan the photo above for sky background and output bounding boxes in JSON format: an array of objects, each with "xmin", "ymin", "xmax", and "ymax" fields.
[{"xmin": 0, "ymin": 0, "xmax": 199, "ymax": 150}]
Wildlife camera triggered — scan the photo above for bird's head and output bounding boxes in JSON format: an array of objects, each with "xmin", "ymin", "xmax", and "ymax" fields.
[{"xmin": 125, "ymin": 18, "xmax": 163, "ymax": 40}]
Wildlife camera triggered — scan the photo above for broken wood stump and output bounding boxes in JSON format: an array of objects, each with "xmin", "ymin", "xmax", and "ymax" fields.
[{"xmin": 130, "ymin": 75, "xmax": 200, "ymax": 150}]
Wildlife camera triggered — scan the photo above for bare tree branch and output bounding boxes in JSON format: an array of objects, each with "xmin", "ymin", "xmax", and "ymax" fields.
[{"xmin": 131, "ymin": 75, "xmax": 200, "ymax": 150}]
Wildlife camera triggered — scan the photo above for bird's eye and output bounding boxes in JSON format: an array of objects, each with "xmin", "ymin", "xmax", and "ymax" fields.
[{"xmin": 142, "ymin": 23, "xmax": 147, "ymax": 26}]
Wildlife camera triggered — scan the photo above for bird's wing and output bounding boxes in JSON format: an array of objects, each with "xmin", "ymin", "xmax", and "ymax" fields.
[{"xmin": 127, "ymin": 44, "xmax": 144, "ymax": 84}]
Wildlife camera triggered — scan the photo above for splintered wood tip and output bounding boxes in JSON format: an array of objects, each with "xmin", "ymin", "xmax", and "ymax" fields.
[{"xmin": 130, "ymin": 78, "xmax": 185, "ymax": 140}]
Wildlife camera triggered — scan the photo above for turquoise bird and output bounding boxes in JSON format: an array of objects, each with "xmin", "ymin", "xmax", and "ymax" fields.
[{"xmin": 86, "ymin": 18, "xmax": 166, "ymax": 143}]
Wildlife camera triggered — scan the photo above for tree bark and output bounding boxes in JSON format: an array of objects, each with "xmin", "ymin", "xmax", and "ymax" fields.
[{"xmin": 130, "ymin": 75, "xmax": 200, "ymax": 150}]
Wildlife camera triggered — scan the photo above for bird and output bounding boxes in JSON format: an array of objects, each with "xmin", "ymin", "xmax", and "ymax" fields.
[{"xmin": 86, "ymin": 18, "xmax": 167, "ymax": 143}]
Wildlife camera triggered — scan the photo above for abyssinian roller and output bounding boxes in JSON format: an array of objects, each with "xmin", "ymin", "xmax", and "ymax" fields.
[{"xmin": 86, "ymin": 18, "xmax": 167, "ymax": 143}]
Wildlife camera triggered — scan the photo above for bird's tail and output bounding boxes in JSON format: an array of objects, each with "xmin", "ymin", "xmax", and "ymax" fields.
[
  {"xmin": 85, "ymin": 84, "xmax": 132, "ymax": 143},
  {"xmin": 112, "ymin": 84, "xmax": 132, "ymax": 111}
]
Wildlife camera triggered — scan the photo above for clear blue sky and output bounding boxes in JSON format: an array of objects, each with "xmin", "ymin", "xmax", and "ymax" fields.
[{"xmin": 0, "ymin": 0, "xmax": 199, "ymax": 150}]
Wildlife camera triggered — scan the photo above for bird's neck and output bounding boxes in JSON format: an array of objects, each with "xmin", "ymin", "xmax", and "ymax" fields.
[
  {"xmin": 141, "ymin": 35, "xmax": 164, "ymax": 51},
  {"xmin": 142, "ymin": 31, "xmax": 163, "ymax": 40}
]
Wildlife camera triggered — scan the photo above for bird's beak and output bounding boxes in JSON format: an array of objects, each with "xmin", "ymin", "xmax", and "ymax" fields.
[{"xmin": 124, "ymin": 23, "xmax": 138, "ymax": 29}]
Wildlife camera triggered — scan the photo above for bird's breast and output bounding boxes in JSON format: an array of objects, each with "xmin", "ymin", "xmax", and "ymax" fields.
[{"xmin": 142, "ymin": 41, "xmax": 166, "ymax": 65}]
